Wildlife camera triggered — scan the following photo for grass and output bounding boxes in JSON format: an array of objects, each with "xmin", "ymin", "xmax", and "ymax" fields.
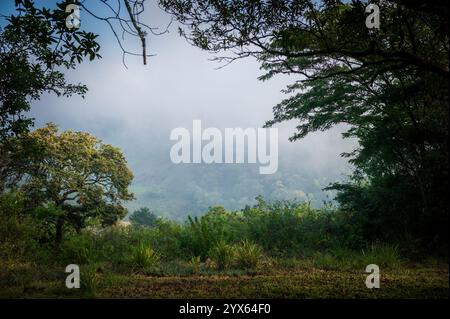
[
  {"xmin": 0, "ymin": 258, "xmax": 448, "ymax": 299},
  {"xmin": 81, "ymin": 266, "xmax": 98, "ymax": 297},
  {"xmin": 234, "ymin": 240, "xmax": 263, "ymax": 270},
  {"xmin": 208, "ymin": 241, "xmax": 235, "ymax": 270},
  {"xmin": 188, "ymin": 256, "xmax": 201, "ymax": 274},
  {"xmin": 131, "ymin": 242, "xmax": 160, "ymax": 270}
]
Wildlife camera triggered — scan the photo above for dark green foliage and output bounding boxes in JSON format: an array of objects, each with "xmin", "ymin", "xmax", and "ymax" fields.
[
  {"xmin": 4, "ymin": 125, "xmax": 134, "ymax": 245},
  {"xmin": 1, "ymin": 192, "xmax": 393, "ymax": 269},
  {"xmin": 60, "ymin": 233, "xmax": 95, "ymax": 265},
  {"xmin": 180, "ymin": 206, "xmax": 241, "ymax": 259},
  {"xmin": 0, "ymin": 0, "xmax": 100, "ymax": 140},
  {"xmin": 0, "ymin": 0, "xmax": 101, "ymax": 191},
  {"xmin": 241, "ymin": 197, "xmax": 365, "ymax": 255},
  {"xmin": 170, "ymin": 198, "xmax": 369, "ymax": 259},
  {"xmin": 129, "ymin": 207, "xmax": 158, "ymax": 228},
  {"xmin": 160, "ymin": 0, "xmax": 449, "ymax": 254},
  {"xmin": 0, "ymin": 192, "xmax": 38, "ymax": 261},
  {"xmin": 53, "ymin": 219, "xmax": 183, "ymax": 270}
]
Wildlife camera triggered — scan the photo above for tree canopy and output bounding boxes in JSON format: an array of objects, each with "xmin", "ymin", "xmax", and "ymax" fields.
[
  {"xmin": 10, "ymin": 123, "xmax": 134, "ymax": 243},
  {"xmin": 0, "ymin": 0, "xmax": 102, "ymax": 141},
  {"xmin": 130, "ymin": 207, "xmax": 159, "ymax": 227}
]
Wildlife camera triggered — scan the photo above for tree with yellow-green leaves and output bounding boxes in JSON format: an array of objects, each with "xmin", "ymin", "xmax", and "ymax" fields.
[{"xmin": 8, "ymin": 123, "xmax": 134, "ymax": 245}]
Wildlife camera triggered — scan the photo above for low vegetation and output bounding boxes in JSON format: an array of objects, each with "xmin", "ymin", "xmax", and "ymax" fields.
[{"xmin": 0, "ymin": 193, "xmax": 448, "ymax": 298}]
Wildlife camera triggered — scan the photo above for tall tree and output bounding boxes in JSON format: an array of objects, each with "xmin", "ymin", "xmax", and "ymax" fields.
[
  {"xmin": 130, "ymin": 207, "xmax": 158, "ymax": 227},
  {"xmin": 11, "ymin": 123, "xmax": 134, "ymax": 244}
]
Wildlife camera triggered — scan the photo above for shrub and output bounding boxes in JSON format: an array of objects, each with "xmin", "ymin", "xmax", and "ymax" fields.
[
  {"xmin": 60, "ymin": 234, "xmax": 94, "ymax": 265},
  {"xmin": 81, "ymin": 266, "xmax": 98, "ymax": 297},
  {"xmin": 131, "ymin": 242, "xmax": 159, "ymax": 269},
  {"xmin": 148, "ymin": 219, "xmax": 183, "ymax": 259},
  {"xmin": 234, "ymin": 240, "xmax": 262, "ymax": 270},
  {"xmin": 0, "ymin": 191, "xmax": 41, "ymax": 261},
  {"xmin": 208, "ymin": 241, "xmax": 235, "ymax": 270},
  {"xmin": 180, "ymin": 207, "xmax": 246, "ymax": 259},
  {"xmin": 181, "ymin": 215, "xmax": 224, "ymax": 259},
  {"xmin": 188, "ymin": 256, "xmax": 201, "ymax": 274},
  {"xmin": 91, "ymin": 225, "xmax": 146, "ymax": 268}
]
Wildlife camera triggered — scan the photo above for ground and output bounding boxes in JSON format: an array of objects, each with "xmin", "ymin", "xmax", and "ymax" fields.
[{"xmin": 1, "ymin": 261, "xmax": 448, "ymax": 298}]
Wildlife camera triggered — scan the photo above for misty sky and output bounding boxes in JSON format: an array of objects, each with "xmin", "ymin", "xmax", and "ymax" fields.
[{"xmin": 1, "ymin": 1, "xmax": 357, "ymax": 218}]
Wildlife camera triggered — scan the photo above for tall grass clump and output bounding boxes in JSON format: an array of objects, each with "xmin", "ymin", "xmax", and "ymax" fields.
[
  {"xmin": 208, "ymin": 241, "xmax": 235, "ymax": 270},
  {"xmin": 188, "ymin": 256, "xmax": 201, "ymax": 274},
  {"xmin": 81, "ymin": 266, "xmax": 98, "ymax": 297},
  {"xmin": 234, "ymin": 240, "xmax": 263, "ymax": 270},
  {"xmin": 131, "ymin": 242, "xmax": 159, "ymax": 269},
  {"xmin": 361, "ymin": 243, "xmax": 403, "ymax": 269},
  {"xmin": 312, "ymin": 252, "xmax": 341, "ymax": 270}
]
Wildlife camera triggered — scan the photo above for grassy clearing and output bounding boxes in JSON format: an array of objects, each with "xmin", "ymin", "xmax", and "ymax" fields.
[
  {"xmin": 1, "ymin": 198, "xmax": 448, "ymax": 299},
  {"xmin": 0, "ymin": 258, "xmax": 447, "ymax": 299}
]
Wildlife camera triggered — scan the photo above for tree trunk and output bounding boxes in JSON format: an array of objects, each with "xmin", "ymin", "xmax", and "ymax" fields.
[{"xmin": 55, "ymin": 217, "xmax": 64, "ymax": 245}]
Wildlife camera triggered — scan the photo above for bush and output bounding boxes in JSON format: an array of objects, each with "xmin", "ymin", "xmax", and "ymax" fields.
[
  {"xmin": 81, "ymin": 266, "xmax": 98, "ymax": 297},
  {"xmin": 180, "ymin": 207, "xmax": 246, "ymax": 259},
  {"xmin": 180, "ymin": 215, "xmax": 224, "ymax": 259},
  {"xmin": 0, "ymin": 191, "xmax": 40, "ymax": 261},
  {"xmin": 60, "ymin": 234, "xmax": 94, "ymax": 264},
  {"xmin": 243, "ymin": 198, "xmax": 361, "ymax": 256},
  {"xmin": 93, "ymin": 226, "xmax": 133, "ymax": 266},
  {"xmin": 208, "ymin": 241, "xmax": 235, "ymax": 270},
  {"xmin": 188, "ymin": 256, "xmax": 201, "ymax": 274},
  {"xmin": 234, "ymin": 240, "xmax": 262, "ymax": 270},
  {"xmin": 60, "ymin": 223, "xmax": 181, "ymax": 270},
  {"xmin": 147, "ymin": 219, "xmax": 183, "ymax": 259},
  {"xmin": 131, "ymin": 242, "xmax": 159, "ymax": 269}
]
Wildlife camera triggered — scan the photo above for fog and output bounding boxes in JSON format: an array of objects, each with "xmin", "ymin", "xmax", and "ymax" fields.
[{"xmin": 21, "ymin": 2, "xmax": 357, "ymax": 219}]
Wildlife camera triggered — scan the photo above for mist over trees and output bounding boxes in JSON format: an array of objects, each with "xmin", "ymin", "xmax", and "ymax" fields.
[{"xmin": 160, "ymin": 0, "xmax": 449, "ymax": 251}]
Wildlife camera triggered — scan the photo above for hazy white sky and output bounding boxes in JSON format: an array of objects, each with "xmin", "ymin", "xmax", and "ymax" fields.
[
  {"xmin": 28, "ymin": 2, "xmax": 353, "ymax": 162},
  {"xmin": 15, "ymin": 1, "xmax": 357, "ymax": 215}
]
